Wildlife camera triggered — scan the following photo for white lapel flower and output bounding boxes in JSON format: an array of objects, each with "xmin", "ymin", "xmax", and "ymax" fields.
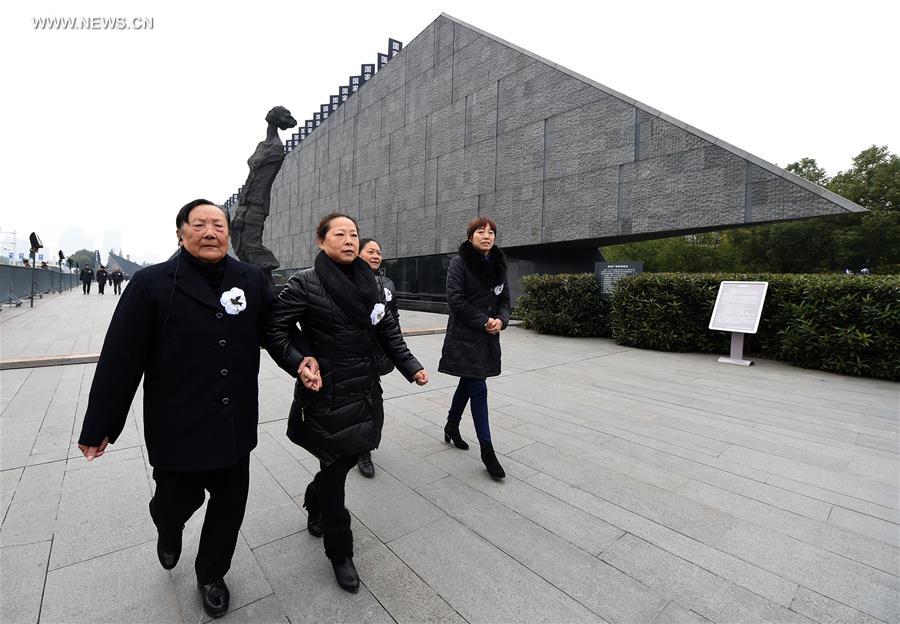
[
  {"xmin": 383, "ymin": 287, "xmax": 393, "ymax": 302},
  {"xmin": 220, "ymin": 287, "xmax": 247, "ymax": 315},
  {"xmin": 370, "ymin": 302, "xmax": 385, "ymax": 325},
  {"xmin": 493, "ymin": 284, "xmax": 504, "ymax": 295}
]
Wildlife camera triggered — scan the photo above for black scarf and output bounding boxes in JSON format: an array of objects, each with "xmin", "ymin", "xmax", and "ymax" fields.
[
  {"xmin": 181, "ymin": 247, "xmax": 226, "ymax": 293},
  {"xmin": 459, "ymin": 240, "xmax": 507, "ymax": 288},
  {"xmin": 314, "ymin": 251, "xmax": 379, "ymax": 328}
]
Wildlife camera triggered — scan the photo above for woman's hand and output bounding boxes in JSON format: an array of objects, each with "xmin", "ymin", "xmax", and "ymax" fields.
[
  {"xmin": 413, "ymin": 369, "xmax": 429, "ymax": 386},
  {"xmin": 298, "ymin": 356, "xmax": 322, "ymax": 391},
  {"xmin": 78, "ymin": 437, "xmax": 109, "ymax": 461}
]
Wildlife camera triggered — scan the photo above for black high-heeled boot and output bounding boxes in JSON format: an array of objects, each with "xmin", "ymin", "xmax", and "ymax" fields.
[
  {"xmin": 444, "ymin": 421, "xmax": 470, "ymax": 450},
  {"xmin": 303, "ymin": 480, "xmax": 323, "ymax": 537},
  {"xmin": 480, "ymin": 442, "xmax": 506, "ymax": 480}
]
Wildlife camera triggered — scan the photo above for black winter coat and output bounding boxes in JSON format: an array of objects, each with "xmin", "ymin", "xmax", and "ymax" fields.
[
  {"xmin": 96, "ymin": 269, "xmax": 108, "ymax": 285},
  {"xmin": 265, "ymin": 259, "xmax": 422, "ymax": 465},
  {"xmin": 78, "ymin": 252, "xmax": 273, "ymax": 471},
  {"xmin": 79, "ymin": 268, "xmax": 94, "ymax": 284},
  {"xmin": 438, "ymin": 241, "xmax": 511, "ymax": 379}
]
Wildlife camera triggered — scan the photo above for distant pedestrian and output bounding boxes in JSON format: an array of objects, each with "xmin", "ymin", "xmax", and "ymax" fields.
[
  {"xmin": 96, "ymin": 266, "xmax": 108, "ymax": 295},
  {"xmin": 354, "ymin": 237, "xmax": 400, "ymax": 478},
  {"xmin": 111, "ymin": 269, "xmax": 124, "ymax": 294},
  {"xmin": 79, "ymin": 264, "xmax": 94, "ymax": 294},
  {"xmin": 438, "ymin": 216, "xmax": 511, "ymax": 480}
]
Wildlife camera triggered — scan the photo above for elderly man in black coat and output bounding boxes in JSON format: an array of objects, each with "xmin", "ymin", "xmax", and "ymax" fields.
[{"xmin": 77, "ymin": 199, "xmax": 276, "ymax": 619}]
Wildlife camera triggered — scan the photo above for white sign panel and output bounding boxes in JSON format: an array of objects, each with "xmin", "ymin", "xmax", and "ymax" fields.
[{"xmin": 709, "ymin": 281, "xmax": 768, "ymax": 334}]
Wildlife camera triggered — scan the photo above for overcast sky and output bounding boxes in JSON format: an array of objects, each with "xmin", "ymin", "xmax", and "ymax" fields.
[{"xmin": 2, "ymin": 0, "xmax": 896, "ymax": 264}]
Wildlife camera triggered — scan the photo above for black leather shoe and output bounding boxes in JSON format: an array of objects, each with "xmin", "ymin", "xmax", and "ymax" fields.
[
  {"xmin": 444, "ymin": 421, "xmax": 470, "ymax": 450},
  {"xmin": 303, "ymin": 481, "xmax": 323, "ymax": 537},
  {"xmin": 357, "ymin": 453, "xmax": 375, "ymax": 478},
  {"xmin": 157, "ymin": 529, "xmax": 181, "ymax": 570},
  {"xmin": 480, "ymin": 442, "xmax": 506, "ymax": 480},
  {"xmin": 149, "ymin": 500, "xmax": 181, "ymax": 570},
  {"xmin": 197, "ymin": 578, "xmax": 230, "ymax": 618},
  {"xmin": 331, "ymin": 557, "xmax": 360, "ymax": 593}
]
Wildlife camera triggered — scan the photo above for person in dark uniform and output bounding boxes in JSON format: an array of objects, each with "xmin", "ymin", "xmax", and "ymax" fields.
[
  {"xmin": 354, "ymin": 238, "xmax": 400, "ymax": 478},
  {"xmin": 96, "ymin": 266, "xmax": 108, "ymax": 295},
  {"xmin": 111, "ymin": 269, "xmax": 124, "ymax": 295},
  {"xmin": 77, "ymin": 199, "xmax": 274, "ymax": 619},
  {"xmin": 265, "ymin": 213, "xmax": 428, "ymax": 593},
  {"xmin": 79, "ymin": 264, "xmax": 94, "ymax": 294}
]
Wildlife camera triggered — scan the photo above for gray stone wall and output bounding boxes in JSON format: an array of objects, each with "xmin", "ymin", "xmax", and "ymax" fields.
[{"xmin": 264, "ymin": 14, "xmax": 859, "ymax": 270}]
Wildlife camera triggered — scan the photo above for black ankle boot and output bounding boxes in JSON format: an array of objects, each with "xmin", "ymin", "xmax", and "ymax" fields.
[
  {"xmin": 444, "ymin": 421, "xmax": 470, "ymax": 450},
  {"xmin": 330, "ymin": 557, "xmax": 360, "ymax": 593},
  {"xmin": 303, "ymin": 481, "xmax": 323, "ymax": 537},
  {"xmin": 357, "ymin": 452, "xmax": 375, "ymax": 478},
  {"xmin": 480, "ymin": 442, "xmax": 505, "ymax": 480}
]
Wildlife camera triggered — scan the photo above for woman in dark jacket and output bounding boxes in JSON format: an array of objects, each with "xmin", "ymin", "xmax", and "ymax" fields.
[
  {"xmin": 438, "ymin": 216, "xmax": 511, "ymax": 480},
  {"xmin": 355, "ymin": 238, "xmax": 400, "ymax": 478},
  {"xmin": 265, "ymin": 213, "xmax": 428, "ymax": 593}
]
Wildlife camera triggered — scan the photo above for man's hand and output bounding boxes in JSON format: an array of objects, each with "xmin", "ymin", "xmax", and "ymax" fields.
[
  {"xmin": 298, "ymin": 356, "xmax": 322, "ymax": 391},
  {"xmin": 485, "ymin": 318, "xmax": 503, "ymax": 334},
  {"xmin": 413, "ymin": 369, "xmax": 429, "ymax": 386},
  {"xmin": 78, "ymin": 437, "xmax": 109, "ymax": 461}
]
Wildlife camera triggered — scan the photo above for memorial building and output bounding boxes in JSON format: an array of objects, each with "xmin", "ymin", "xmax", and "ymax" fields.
[{"xmin": 256, "ymin": 14, "xmax": 864, "ymax": 308}]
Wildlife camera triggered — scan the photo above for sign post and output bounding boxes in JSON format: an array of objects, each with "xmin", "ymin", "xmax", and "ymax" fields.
[{"xmin": 708, "ymin": 281, "xmax": 768, "ymax": 366}]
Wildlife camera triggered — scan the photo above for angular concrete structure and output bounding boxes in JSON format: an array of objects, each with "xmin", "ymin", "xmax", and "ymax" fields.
[{"xmin": 262, "ymin": 13, "xmax": 863, "ymax": 305}]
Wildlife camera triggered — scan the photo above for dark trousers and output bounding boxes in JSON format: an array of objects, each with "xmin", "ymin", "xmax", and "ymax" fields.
[
  {"xmin": 97, "ymin": 281, "xmax": 106, "ymax": 294},
  {"xmin": 447, "ymin": 377, "xmax": 492, "ymax": 443},
  {"xmin": 312, "ymin": 455, "xmax": 358, "ymax": 560},
  {"xmin": 82, "ymin": 281, "xmax": 91, "ymax": 294},
  {"xmin": 149, "ymin": 455, "xmax": 250, "ymax": 584},
  {"xmin": 113, "ymin": 281, "xmax": 122, "ymax": 294}
]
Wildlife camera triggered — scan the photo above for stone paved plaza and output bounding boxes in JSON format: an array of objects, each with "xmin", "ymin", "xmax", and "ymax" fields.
[{"xmin": 1, "ymin": 290, "xmax": 898, "ymax": 623}]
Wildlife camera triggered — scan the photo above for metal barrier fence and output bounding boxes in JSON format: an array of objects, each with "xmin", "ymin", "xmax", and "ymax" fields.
[{"xmin": 1, "ymin": 265, "xmax": 79, "ymax": 305}]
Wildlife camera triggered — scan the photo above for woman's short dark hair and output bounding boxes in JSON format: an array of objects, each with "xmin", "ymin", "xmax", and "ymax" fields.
[
  {"xmin": 466, "ymin": 215, "xmax": 498, "ymax": 240},
  {"xmin": 175, "ymin": 199, "xmax": 223, "ymax": 229},
  {"xmin": 358, "ymin": 238, "xmax": 380, "ymax": 252},
  {"xmin": 315, "ymin": 212, "xmax": 359, "ymax": 241}
]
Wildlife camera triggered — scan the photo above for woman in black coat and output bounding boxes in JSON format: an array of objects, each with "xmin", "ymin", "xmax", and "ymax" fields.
[
  {"xmin": 354, "ymin": 237, "xmax": 400, "ymax": 478},
  {"xmin": 438, "ymin": 216, "xmax": 511, "ymax": 480},
  {"xmin": 265, "ymin": 214, "xmax": 428, "ymax": 593}
]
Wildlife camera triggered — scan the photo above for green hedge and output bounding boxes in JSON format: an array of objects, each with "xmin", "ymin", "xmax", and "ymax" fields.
[
  {"xmin": 514, "ymin": 273, "xmax": 611, "ymax": 337},
  {"xmin": 515, "ymin": 272, "xmax": 900, "ymax": 381}
]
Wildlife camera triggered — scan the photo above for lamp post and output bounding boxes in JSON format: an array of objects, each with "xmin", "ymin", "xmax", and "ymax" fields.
[
  {"xmin": 58, "ymin": 250, "xmax": 65, "ymax": 294},
  {"xmin": 29, "ymin": 232, "xmax": 43, "ymax": 308}
]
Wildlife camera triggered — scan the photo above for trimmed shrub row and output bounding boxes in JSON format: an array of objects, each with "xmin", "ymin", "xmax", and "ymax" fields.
[{"xmin": 514, "ymin": 272, "xmax": 900, "ymax": 381}]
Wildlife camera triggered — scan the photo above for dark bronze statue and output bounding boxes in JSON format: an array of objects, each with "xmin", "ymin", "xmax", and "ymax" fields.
[{"xmin": 231, "ymin": 106, "xmax": 297, "ymax": 282}]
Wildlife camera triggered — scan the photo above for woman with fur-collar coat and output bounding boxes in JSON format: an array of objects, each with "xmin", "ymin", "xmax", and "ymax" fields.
[{"xmin": 438, "ymin": 216, "xmax": 511, "ymax": 479}]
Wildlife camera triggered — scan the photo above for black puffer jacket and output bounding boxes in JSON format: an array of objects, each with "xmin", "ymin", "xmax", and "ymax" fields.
[
  {"xmin": 265, "ymin": 259, "xmax": 422, "ymax": 465},
  {"xmin": 374, "ymin": 273, "xmax": 399, "ymax": 375},
  {"xmin": 438, "ymin": 241, "xmax": 511, "ymax": 379}
]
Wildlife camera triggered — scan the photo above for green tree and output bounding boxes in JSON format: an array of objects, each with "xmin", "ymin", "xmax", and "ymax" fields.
[{"xmin": 67, "ymin": 249, "xmax": 95, "ymax": 269}]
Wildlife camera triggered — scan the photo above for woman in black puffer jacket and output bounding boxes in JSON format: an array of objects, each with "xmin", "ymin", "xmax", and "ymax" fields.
[
  {"xmin": 438, "ymin": 216, "xmax": 511, "ymax": 480},
  {"xmin": 354, "ymin": 237, "xmax": 400, "ymax": 478},
  {"xmin": 265, "ymin": 213, "xmax": 428, "ymax": 593}
]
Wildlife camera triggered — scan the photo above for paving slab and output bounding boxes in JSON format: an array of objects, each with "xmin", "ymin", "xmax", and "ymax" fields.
[
  {"xmin": 0, "ymin": 540, "xmax": 50, "ymax": 624},
  {"xmin": 388, "ymin": 516, "xmax": 606, "ymax": 623}
]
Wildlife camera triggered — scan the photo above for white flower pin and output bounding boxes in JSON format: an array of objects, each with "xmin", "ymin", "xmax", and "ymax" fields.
[
  {"xmin": 384, "ymin": 287, "xmax": 393, "ymax": 302},
  {"xmin": 220, "ymin": 287, "xmax": 247, "ymax": 315},
  {"xmin": 493, "ymin": 284, "xmax": 504, "ymax": 295},
  {"xmin": 370, "ymin": 302, "xmax": 385, "ymax": 325}
]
